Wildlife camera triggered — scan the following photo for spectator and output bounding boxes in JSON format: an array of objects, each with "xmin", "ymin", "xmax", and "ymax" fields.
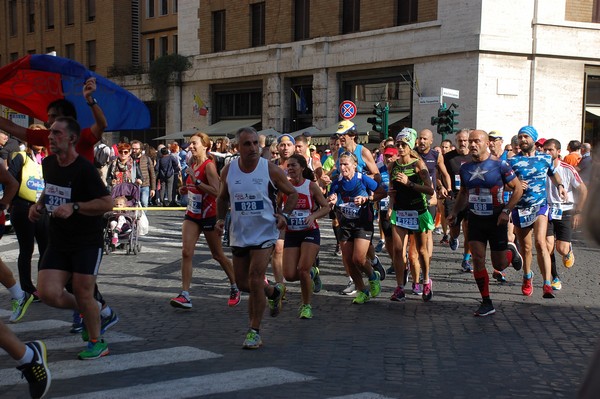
[{"xmin": 563, "ymin": 140, "xmax": 582, "ymax": 166}]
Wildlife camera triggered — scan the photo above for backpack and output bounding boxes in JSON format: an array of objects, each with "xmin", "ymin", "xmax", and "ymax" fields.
[{"xmin": 94, "ymin": 144, "xmax": 111, "ymax": 168}]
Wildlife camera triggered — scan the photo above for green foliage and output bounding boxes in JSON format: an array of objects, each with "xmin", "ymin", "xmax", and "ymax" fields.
[{"xmin": 148, "ymin": 54, "xmax": 192, "ymax": 103}]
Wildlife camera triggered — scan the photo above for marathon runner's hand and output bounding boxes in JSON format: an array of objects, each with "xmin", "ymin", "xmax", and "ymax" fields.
[
  {"xmin": 52, "ymin": 203, "xmax": 75, "ymax": 219},
  {"xmin": 447, "ymin": 213, "xmax": 456, "ymax": 225},
  {"xmin": 438, "ymin": 186, "xmax": 449, "ymax": 199},
  {"xmin": 395, "ymin": 172, "xmax": 409, "ymax": 185},
  {"xmin": 29, "ymin": 204, "xmax": 43, "ymax": 223},
  {"xmin": 215, "ymin": 219, "xmax": 225, "ymax": 236},
  {"xmin": 558, "ymin": 185, "xmax": 568, "ymax": 201},
  {"xmin": 327, "ymin": 194, "xmax": 337, "ymax": 206},
  {"xmin": 179, "ymin": 185, "xmax": 188, "ymax": 195},
  {"xmin": 573, "ymin": 213, "xmax": 582, "ymax": 230},
  {"xmin": 497, "ymin": 211, "xmax": 510, "ymax": 226},
  {"xmin": 521, "ymin": 180, "xmax": 529, "ymax": 190},
  {"xmin": 275, "ymin": 214, "xmax": 287, "ymax": 230}
]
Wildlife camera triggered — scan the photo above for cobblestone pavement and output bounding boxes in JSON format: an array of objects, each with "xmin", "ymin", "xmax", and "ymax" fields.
[{"xmin": 1, "ymin": 211, "xmax": 598, "ymax": 398}]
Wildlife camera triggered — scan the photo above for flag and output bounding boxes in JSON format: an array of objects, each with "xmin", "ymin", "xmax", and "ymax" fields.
[
  {"xmin": 299, "ymin": 87, "xmax": 308, "ymax": 113},
  {"xmin": 193, "ymin": 94, "xmax": 208, "ymax": 117},
  {"xmin": 291, "ymin": 88, "xmax": 302, "ymax": 112}
]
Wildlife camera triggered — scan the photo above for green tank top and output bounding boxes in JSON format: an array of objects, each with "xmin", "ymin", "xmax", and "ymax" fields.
[{"xmin": 390, "ymin": 158, "xmax": 428, "ymax": 212}]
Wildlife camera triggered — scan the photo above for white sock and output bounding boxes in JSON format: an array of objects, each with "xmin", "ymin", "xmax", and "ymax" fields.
[
  {"xmin": 16, "ymin": 345, "xmax": 34, "ymax": 365},
  {"xmin": 101, "ymin": 305, "xmax": 112, "ymax": 318},
  {"xmin": 371, "ymin": 256, "xmax": 378, "ymax": 265},
  {"xmin": 8, "ymin": 283, "xmax": 25, "ymax": 301}
]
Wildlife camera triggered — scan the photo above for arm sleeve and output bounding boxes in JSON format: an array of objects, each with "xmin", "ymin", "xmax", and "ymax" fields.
[{"xmin": 8, "ymin": 153, "xmax": 24, "ymax": 181}]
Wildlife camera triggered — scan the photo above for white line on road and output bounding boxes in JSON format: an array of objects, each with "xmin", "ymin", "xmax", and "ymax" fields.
[
  {"xmin": 7, "ymin": 319, "xmax": 71, "ymax": 333},
  {"xmin": 0, "ymin": 346, "xmax": 222, "ymax": 386},
  {"xmin": 328, "ymin": 393, "xmax": 398, "ymax": 399},
  {"xmin": 54, "ymin": 367, "xmax": 315, "ymax": 399}
]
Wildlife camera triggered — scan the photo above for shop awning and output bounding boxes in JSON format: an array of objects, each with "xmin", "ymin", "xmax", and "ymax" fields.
[
  {"xmin": 586, "ymin": 106, "xmax": 600, "ymax": 118},
  {"xmin": 309, "ymin": 112, "xmax": 409, "ymax": 145},
  {"xmin": 202, "ymin": 118, "xmax": 261, "ymax": 136},
  {"xmin": 290, "ymin": 126, "xmax": 320, "ymax": 137},
  {"xmin": 153, "ymin": 128, "xmax": 198, "ymax": 141},
  {"xmin": 257, "ymin": 128, "xmax": 281, "ymax": 137}
]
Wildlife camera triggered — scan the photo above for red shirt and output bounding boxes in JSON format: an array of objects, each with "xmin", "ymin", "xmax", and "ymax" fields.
[
  {"xmin": 26, "ymin": 127, "xmax": 97, "ymax": 163},
  {"xmin": 184, "ymin": 159, "xmax": 217, "ymax": 219}
]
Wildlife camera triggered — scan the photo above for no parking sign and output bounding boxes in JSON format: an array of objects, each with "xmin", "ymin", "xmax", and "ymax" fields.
[{"xmin": 339, "ymin": 100, "xmax": 357, "ymax": 120}]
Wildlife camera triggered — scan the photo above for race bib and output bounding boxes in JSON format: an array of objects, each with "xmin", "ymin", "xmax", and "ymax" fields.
[
  {"xmin": 288, "ymin": 209, "xmax": 311, "ymax": 231},
  {"xmin": 517, "ymin": 205, "xmax": 539, "ymax": 228},
  {"xmin": 338, "ymin": 203, "xmax": 360, "ymax": 220},
  {"xmin": 395, "ymin": 210, "xmax": 419, "ymax": 230},
  {"xmin": 454, "ymin": 174, "xmax": 461, "ymax": 191},
  {"xmin": 233, "ymin": 192, "xmax": 264, "ymax": 216},
  {"xmin": 379, "ymin": 197, "xmax": 390, "ymax": 211},
  {"xmin": 187, "ymin": 192, "xmax": 203, "ymax": 214},
  {"xmin": 44, "ymin": 183, "xmax": 71, "ymax": 213},
  {"xmin": 550, "ymin": 204, "xmax": 563, "ymax": 220},
  {"xmin": 469, "ymin": 193, "xmax": 493, "ymax": 216}
]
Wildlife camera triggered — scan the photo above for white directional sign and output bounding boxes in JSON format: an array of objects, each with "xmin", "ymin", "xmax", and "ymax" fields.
[
  {"xmin": 419, "ymin": 96, "xmax": 440, "ymax": 105},
  {"xmin": 441, "ymin": 87, "xmax": 460, "ymax": 99}
]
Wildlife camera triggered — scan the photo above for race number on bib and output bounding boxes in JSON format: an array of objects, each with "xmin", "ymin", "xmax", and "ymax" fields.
[
  {"xmin": 288, "ymin": 209, "xmax": 311, "ymax": 231},
  {"xmin": 454, "ymin": 174, "xmax": 461, "ymax": 191},
  {"xmin": 517, "ymin": 205, "xmax": 539, "ymax": 228},
  {"xmin": 338, "ymin": 203, "xmax": 360, "ymax": 220},
  {"xmin": 395, "ymin": 210, "xmax": 419, "ymax": 230},
  {"xmin": 233, "ymin": 192, "xmax": 265, "ymax": 216},
  {"xmin": 379, "ymin": 197, "xmax": 390, "ymax": 212},
  {"xmin": 187, "ymin": 192, "xmax": 203, "ymax": 214},
  {"xmin": 469, "ymin": 194, "xmax": 493, "ymax": 216},
  {"xmin": 550, "ymin": 204, "xmax": 563, "ymax": 220},
  {"xmin": 44, "ymin": 183, "xmax": 71, "ymax": 213}
]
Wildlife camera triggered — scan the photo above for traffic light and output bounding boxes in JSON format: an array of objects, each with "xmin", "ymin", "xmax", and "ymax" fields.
[
  {"xmin": 431, "ymin": 103, "xmax": 459, "ymax": 138},
  {"xmin": 367, "ymin": 103, "xmax": 383, "ymax": 134},
  {"xmin": 449, "ymin": 107, "xmax": 460, "ymax": 133}
]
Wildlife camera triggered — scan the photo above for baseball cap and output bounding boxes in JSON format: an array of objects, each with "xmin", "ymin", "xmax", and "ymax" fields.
[
  {"xmin": 336, "ymin": 120, "xmax": 357, "ymax": 135},
  {"xmin": 383, "ymin": 147, "xmax": 398, "ymax": 156},
  {"xmin": 309, "ymin": 145, "xmax": 316, "ymax": 151},
  {"xmin": 395, "ymin": 128, "xmax": 417, "ymax": 149},
  {"xmin": 489, "ymin": 130, "xmax": 503, "ymax": 140},
  {"xmin": 325, "ymin": 149, "xmax": 331, "ymax": 154},
  {"xmin": 277, "ymin": 134, "xmax": 296, "ymax": 145},
  {"xmin": 536, "ymin": 138, "xmax": 547, "ymax": 146}
]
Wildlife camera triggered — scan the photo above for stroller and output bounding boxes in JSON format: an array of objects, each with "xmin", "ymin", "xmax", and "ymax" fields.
[{"xmin": 103, "ymin": 182, "xmax": 143, "ymax": 255}]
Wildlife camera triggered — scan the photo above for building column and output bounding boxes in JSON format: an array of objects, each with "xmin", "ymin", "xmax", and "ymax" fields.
[
  {"xmin": 265, "ymin": 74, "xmax": 282, "ymax": 132},
  {"xmin": 313, "ymin": 68, "xmax": 337, "ymax": 130}
]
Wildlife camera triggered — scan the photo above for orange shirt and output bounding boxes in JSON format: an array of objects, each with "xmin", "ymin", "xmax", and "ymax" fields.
[{"xmin": 563, "ymin": 152, "xmax": 581, "ymax": 167}]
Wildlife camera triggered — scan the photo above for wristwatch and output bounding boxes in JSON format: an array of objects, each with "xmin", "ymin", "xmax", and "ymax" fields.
[
  {"xmin": 72, "ymin": 202, "xmax": 80, "ymax": 213},
  {"xmin": 87, "ymin": 97, "xmax": 98, "ymax": 107},
  {"xmin": 280, "ymin": 212, "xmax": 291, "ymax": 221},
  {"xmin": 502, "ymin": 208, "xmax": 511, "ymax": 215}
]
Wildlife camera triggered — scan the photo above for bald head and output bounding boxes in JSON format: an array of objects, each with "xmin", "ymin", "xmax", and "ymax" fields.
[
  {"xmin": 468, "ymin": 130, "xmax": 489, "ymax": 161},
  {"xmin": 417, "ymin": 129, "xmax": 434, "ymax": 153}
]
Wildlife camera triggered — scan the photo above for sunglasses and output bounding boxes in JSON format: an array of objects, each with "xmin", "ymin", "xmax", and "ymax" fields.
[
  {"xmin": 119, "ymin": 150, "xmax": 130, "ymax": 154},
  {"xmin": 339, "ymin": 151, "xmax": 358, "ymax": 162}
]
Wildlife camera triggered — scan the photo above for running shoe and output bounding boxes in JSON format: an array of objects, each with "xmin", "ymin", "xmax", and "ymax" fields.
[
  {"xmin": 492, "ymin": 270, "xmax": 507, "ymax": 283},
  {"xmin": 17, "ymin": 341, "xmax": 51, "ymax": 399},
  {"xmin": 352, "ymin": 290, "xmax": 370, "ymax": 304},
  {"xmin": 522, "ymin": 273, "xmax": 534, "ymax": 296},
  {"xmin": 70, "ymin": 312, "xmax": 84, "ymax": 334},
  {"xmin": 32, "ymin": 290, "xmax": 41, "ymax": 303},
  {"xmin": 10, "ymin": 292, "xmax": 34, "ymax": 323},
  {"xmin": 412, "ymin": 282, "xmax": 422, "ymax": 295},
  {"xmin": 268, "ymin": 283, "xmax": 285, "ymax": 317},
  {"xmin": 228, "ymin": 287, "xmax": 241, "ymax": 307},
  {"xmin": 440, "ymin": 234, "xmax": 450, "ymax": 245},
  {"xmin": 433, "ymin": 227, "xmax": 443, "ymax": 235},
  {"xmin": 311, "ymin": 266, "xmax": 322, "ymax": 293},
  {"xmin": 461, "ymin": 258, "xmax": 473, "ymax": 273},
  {"xmin": 340, "ymin": 280, "xmax": 356, "ymax": 296},
  {"xmin": 369, "ymin": 271, "xmax": 382, "ymax": 298},
  {"xmin": 449, "ymin": 236, "xmax": 459, "ymax": 251},
  {"xmin": 474, "ymin": 301, "xmax": 496, "ymax": 317},
  {"xmin": 242, "ymin": 329, "xmax": 262, "ymax": 349},
  {"xmin": 375, "ymin": 240, "xmax": 385, "ymax": 253},
  {"xmin": 78, "ymin": 340, "xmax": 109, "ymax": 360},
  {"xmin": 299, "ymin": 304, "xmax": 313, "ymax": 319},
  {"xmin": 422, "ymin": 280, "xmax": 433, "ymax": 302},
  {"xmin": 390, "ymin": 286, "xmax": 406, "ymax": 302},
  {"xmin": 170, "ymin": 293, "xmax": 192, "ymax": 309},
  {"xmin": 100, "ymin": 309, "xmax": 119, "ymax": 334},
  {"xmin": 551, "ymin": 277, "xmax": 562, "ymax": 291},
  {"xmin": 334, "ymin": 244, "xmax": 342, "ymax": 257},
  {"xmin": 563, "ymin": 245, "xmax": 575, "ymax": 268},
  {"xmin": 507, "ymin": 242, "xmax": 523, "ymax": 271},
  {"xmin": 371, "ymin": 255, "xmax": 386, "ymax": 281},
  {"xmin": 542, "ymin": 283, "xmax": 555, "ymax": 299},
  {"xmin": 386, "ymin": 266, "xmax": 395, "ymax": 275}
]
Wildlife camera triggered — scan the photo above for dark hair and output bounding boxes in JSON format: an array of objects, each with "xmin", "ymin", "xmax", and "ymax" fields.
[
  {"xmin": 265, "ymin": 135, "xmax": 276, "ymax": 147},
  {"xmin": 545, "ymin": 138, "xmax": 561, "ymax": 150},
  {"xmin": 289, "ymin": 153, "xmax": 316, "ymax": 181},
  {"xmin": 47, "ymin": 99, "xmax": 77, "ymax": 119},
  {"xmin": 235, "ymin": 126, "xmax": 258, "ymax": 140},
  {"xmin": 160, "ymin": 147, "xmax": 169, "ymax": 155},
  {"xmin": 54, "ymin": 116, "xmax": 80, "ymax": 137},
  {"xmin": 568, "ymin": 140, "xmax": 581, "ymax": 151}
]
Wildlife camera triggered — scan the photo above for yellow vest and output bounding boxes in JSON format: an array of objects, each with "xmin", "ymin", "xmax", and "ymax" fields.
[{"xmin": 12, "ymin": 152, "xmax": 44, "ymax": 202}]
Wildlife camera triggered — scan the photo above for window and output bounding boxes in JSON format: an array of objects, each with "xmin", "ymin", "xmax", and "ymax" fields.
[
  {"xmin": 213, "ymin": 10, "xmax": 226, "ymax": 52},
  {"xmin": 86, "ymin": 40, "xmax": 96, "ymax": 70},
  {"xmin": 251, "ymin": 2, "xmax": 266, "ymax": 47},
  {"xmin": 45, "ymin": 0, "xmax": 54, "ymax": 29},
  {"xmin": 147, "ymin": 38, "xmax": 155, "ymax": 64},
  {"xmin": 173, "ymin": 0, "xmax": 178, "ymax": 13},
  {"xmin": 27, "ymin": 49, "xmax": 36, "ymax": 55},
  {"xmin": 397, "ymin": 0, "xmax": 418, "ymax": 25},
  {"xmin": 342, "ymin": 0, "xmax": 360, "ymax": 34},
  {"xmin": 65, "ymin": 0, "xmax": 75, "ymax": 25},
  {"xmin": 160, "ymin": 36, "xmax": 168, "ymax": 56},
  {"xmin": 160, "ymin": 0, "xmax": 168, "ymax": 15},
  {"xmin": 10, "ymin": 53, "xmax": 19, "ymax": 62},
  {"xmin": 87, "ymin": 0, "xmax": 96, "ymax": 22},
  {"xmin": 27, "ymin": 0, "xmax": 35, "ymax": 33},
  {"xmin": 8, "ymin": 0, "xmax": 17, "ymax": 36},
  {"xmin": 173, "ymin": 35, "xmax": 178, "ymax": 54},
  {"xmin": 45, "ymin": 46, "xmax": 55, "ymax": 54},
  {"xmin": 594, "ymin": 0, "xmax": 600, "ymax": 23},
  {"xmin": 147, "ymin": 0, "xmax": 155, "ymax": 18},
  {"xmin": 294, "ymin": 0, "xmax": 310, "ymax": 41},
  {"xmin": 214, "ymin": 90, "xmax": 262, "ymax": 119},
  {"xmin": 65, "ymin": 43, "xmax": 75, "ymax": 59}
]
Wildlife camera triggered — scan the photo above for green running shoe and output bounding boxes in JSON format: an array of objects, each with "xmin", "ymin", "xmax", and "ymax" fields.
[
  {"xmin": 10, "ymin": 292, "xmax": 34, "ymax": 323},
  {"xmin": 268, "ymin": 283, "xmax": 285, "ymax": 317},
  {"xmin": 299, "ymin": 304, "xmax": 313, "ymax": 319},
  {"xmin": 78, "ymin": 340, "xmax": 109, "ymax": 360},
  {"xmin": 369, "ymin": 271, "xmax": 381, "ymax": 298},
  {"xmin": 242, "ymin": 329, "xmax": 262, "ymax": 349},
  {"xmin": 311, "ymin": 266, "xmax": 322, "ymax": 293},
  {"xmin": 352, "ymin": 290, "xmax": 370, "ymax": 304}
]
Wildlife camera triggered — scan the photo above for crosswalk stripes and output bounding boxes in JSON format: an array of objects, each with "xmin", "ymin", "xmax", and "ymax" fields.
[
  {"xmin": 0, "ymin": 346, "xmax": 222, "ymax": 386},
  {"xmin": 6, "ymin": 319, "xmax": 71, "ymax": 334},
  {"xmin": 328, "ymin": 394, "xmax": 397, "ymax": 399},
  {"xmin": 54, "ymin": 367, "xmax": 315, "ymax": 399}
]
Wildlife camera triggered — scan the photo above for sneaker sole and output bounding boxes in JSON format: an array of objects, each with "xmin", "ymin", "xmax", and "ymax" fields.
[
  {"xmin": 78, "ymin": 347, "xmax": 110, "ymax": 360},
  {"xmin": 10, "ymin": 294, "xmax": 35, "ymax": 323},
  {"xmin": 508, "ymin": 242, "xmax": 523, "ymax": 271},
  {"xmin": 474, "ymin": 308, "xmax": 496, "ymax": 317},
  {"xmin": 101, "ymin": 314, "xmax": 119, "ymax": 334},
  {"xmin": 228, "ymin": 297, "xmax": 242, "ymax": 307},
  {"xmin": 170, "ymin": 300, "xmax": 192, "ymax": 309}
]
